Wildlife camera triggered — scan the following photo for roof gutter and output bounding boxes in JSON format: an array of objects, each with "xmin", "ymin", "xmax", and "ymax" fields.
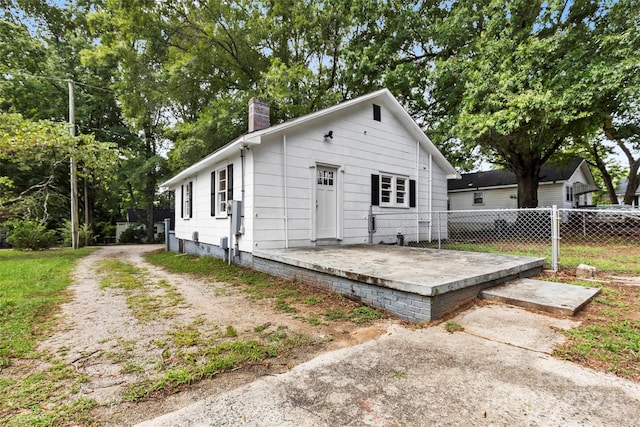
[{"xmin": 159, "ymin": 136, "xmax": 261, "ymax": 189}]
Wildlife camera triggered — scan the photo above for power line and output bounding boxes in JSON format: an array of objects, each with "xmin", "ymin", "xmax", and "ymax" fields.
[{"xmin": 2, "ymin": 71, "xmax": 114, "ymax": 93}]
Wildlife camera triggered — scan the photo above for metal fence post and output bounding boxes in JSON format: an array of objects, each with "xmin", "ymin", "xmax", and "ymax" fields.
[
  {"xmin": 551, "ymin": 205, "xmax": 559, "ymax": 271},
  {"xmin": 437, "ymin": 211, "xmax": 442, "ymax": 249},
  {"xmin": 164, "ymin": 218, "xmax": 171, "ymax": 252},
  {"xmin": 368, "ymin": 205, "xmax": 373, "ymax": 245}
]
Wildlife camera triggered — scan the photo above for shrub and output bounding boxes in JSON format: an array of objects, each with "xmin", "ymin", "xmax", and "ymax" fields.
[
  {"xmin": 119, "ymin": 226, "xmax": 146, "ymax": 244},
  {"xmin": 59, "ymin": 219, "xmax": 94, "ymax": 247},
  {"xmin": 6, "ymin": 220, "xmax": 58, "ymax": 250}
]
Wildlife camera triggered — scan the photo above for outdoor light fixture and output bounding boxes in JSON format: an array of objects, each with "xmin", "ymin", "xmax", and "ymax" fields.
[{"xmin": 324, "ymin": 130, "xmax": 333, "ymax": 139}]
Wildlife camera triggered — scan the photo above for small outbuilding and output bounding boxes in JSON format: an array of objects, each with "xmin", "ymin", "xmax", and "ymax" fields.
[{"xmin": 160, "ymin": 89, "xmax": 459, "ymax": 263}]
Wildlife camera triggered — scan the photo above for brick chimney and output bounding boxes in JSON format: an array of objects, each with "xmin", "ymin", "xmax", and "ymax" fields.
[{"xmin": 248, "ymin": 97, "xmax": 270, "ymax": 132}]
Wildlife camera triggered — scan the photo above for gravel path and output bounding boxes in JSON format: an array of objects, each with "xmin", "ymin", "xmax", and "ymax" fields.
[{"xmin": 40, "ymin": 245, "xmax": 391, "ymax": 425}]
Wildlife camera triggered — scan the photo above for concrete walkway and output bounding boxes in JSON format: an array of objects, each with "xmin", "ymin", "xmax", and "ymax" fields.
[{"xmin": 136, "ymin": 305, "xmax": 640, "ymax": 426}]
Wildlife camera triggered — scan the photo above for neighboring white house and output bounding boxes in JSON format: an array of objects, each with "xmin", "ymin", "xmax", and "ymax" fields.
[
  {"xmin": 447, "ymin": 158, "xmax": 599, "ymax": 210},
  {"xmin": 160, "ymin": 89, "xmax": 460, "ymax": 263},
  {"xmin": 116, "ymin": 208, "xmax": 174, "ymax": 243},
  {"xmin": 615, "ymin": 178, "xmax": 640, "ymax": 207}
]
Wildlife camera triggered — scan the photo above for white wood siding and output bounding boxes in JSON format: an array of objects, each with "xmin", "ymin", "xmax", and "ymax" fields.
[
  {"xmin": 448, "ymin": 187, "xmax": 518, "ymax": 211},
  {"xmin": 172, "ymin": 101, "xmax": 451, "ymax": 251},
  {"xmin": 173, "ymin": 154, "xmax": 256, "ymax": 253},
  {"xmin": 251, "ymin": 102, "xmax": 449, "ymax": 248}
]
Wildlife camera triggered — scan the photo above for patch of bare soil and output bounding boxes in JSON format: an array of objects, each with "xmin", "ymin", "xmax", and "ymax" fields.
[{"xmin": 39, "ymin": 245, "xmax": 395, "ymax": 426}]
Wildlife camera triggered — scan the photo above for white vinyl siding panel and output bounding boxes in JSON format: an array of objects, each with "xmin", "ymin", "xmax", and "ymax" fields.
[
  {"xmin": 251, "ymin": 102, "xmax": 447, "ymax": 247},
  {"xmin": 172, "ymin": 99, "xmax": 452, "ymax": 251}
]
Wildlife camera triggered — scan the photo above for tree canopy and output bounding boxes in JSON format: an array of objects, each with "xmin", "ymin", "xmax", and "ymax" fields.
[{"xmin": 1, "ymin": 0, "xmax": 639, "ymax": 237}]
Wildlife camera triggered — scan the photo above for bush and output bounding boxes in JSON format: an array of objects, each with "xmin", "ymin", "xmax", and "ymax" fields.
[
  {"xmin": 59, "ymin": 219, "xmax": 94, "ymax": 247},
  {"xmin": 6, "ymin": 220, "xmax": 58, "ymax": 250},
  {"xmin": 119, "ymin": 226, "xmax": 146, "ymax": 244}
]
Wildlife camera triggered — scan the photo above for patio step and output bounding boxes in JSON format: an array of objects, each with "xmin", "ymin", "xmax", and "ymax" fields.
[{"xmin": 480, "ymin": 278, "xmax": 600, "ymax": 316}]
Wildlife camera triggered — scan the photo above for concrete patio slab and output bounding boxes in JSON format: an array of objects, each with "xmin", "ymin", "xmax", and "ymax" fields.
[
  {"xmin": 253, "ymin": 245, "xmax": 546, "ymax": 321},
  {"xmin": 480, "ymin": 278, "xmax": 601, "ymax": 316},
  {"xmin": 254, "ymin": 245, "xmax": 545, "ymax": 297}
]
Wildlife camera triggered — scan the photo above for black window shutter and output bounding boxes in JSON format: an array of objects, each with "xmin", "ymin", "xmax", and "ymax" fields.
[
  {"xmin": 188, "ymin": 181, "xmax": 193, "ymax": 218},
  {"xmin": 180, "ymin": 185, "xmax": 184, "ymax": 218},
  {"xmin": 227, "ymin": 164, "xmax": 234, "ymax": 201},
  {"xmin": 371, "ymin": 174, "xmax": 379, "ymax": 206},
  {"xmin": 373, "ymin": 104, "xmax": 381, "ymax": 122},
  {"xmin": 210, "ymin": 171, "xmax": 216, "ymax": 216},
  {"xmin": 409, "ymin": 179, "xmax": 416, "ymax": 207}
]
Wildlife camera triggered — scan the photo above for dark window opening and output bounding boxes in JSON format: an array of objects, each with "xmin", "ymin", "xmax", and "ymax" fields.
[{"xmin": 373, "ymin": 104, "xmax": 381, "ymax": 122}]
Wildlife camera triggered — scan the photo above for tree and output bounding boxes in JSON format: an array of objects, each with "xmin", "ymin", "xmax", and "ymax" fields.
[
  {"xmin": 428, "ymin": 0, "xmax": 629, "ymax": 208},
  {"xmin": 1, "ymin": 1, "xmax": 135, "ymax": 234},
  {"xmin": 598, "ymin": 5, "xmax": 640, "ymax": 206},
  {"xmin": 83, "ymin": 0, "xmax": 171, "ymax": 240},
  {"xmin": 0, "ymin": 113, "xmax": 118, "ymax": 226}
]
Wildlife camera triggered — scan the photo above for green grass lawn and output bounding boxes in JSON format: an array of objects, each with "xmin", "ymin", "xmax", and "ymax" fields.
[
  {"xmin": 0, "ymin": 248, "xmax": 97, "ymax": 426},
  {"xmin": 440, "ymin": 241, "xmax": 640, "ymax": 275},
  {"xmin": 0, "ymin": 248, "xmax": 95, "ymax": 365}
]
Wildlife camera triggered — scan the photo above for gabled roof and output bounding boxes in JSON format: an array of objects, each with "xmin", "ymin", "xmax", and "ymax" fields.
[
  {"xmin": 616, "ymin": 178, "xmax": 640, "ymax": 196},
  {"xmin": 448, "ymin": 158, "xmax": 592, "ymax": 191},
  {"xmin": 161, "ymin": 89, "xmax": 460, "ymax": 188}
]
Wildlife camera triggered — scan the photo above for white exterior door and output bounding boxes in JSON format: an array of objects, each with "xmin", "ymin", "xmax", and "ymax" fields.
[{"xmin": 316, "ymin": 166, "xmax": 338, "ymax": 239}]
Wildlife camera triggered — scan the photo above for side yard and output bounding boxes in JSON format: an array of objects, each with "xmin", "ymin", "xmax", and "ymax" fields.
[
  {"xmin": 0, "ymin": 244, "xmax": 638, "ymax": 425},
  {"xmin": 0, "ymin": 246, "xmax": 392, "ymax": 426}
]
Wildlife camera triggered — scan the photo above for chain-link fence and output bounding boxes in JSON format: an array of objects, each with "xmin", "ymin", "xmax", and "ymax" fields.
[{"xmin": 369, "ymin": 207, "xmax": 640, "ymax": 270}]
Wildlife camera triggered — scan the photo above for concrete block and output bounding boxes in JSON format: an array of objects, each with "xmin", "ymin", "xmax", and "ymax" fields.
[{"xmin": 576, "ymin": 264, "xmax": 597, "ymax": 279}]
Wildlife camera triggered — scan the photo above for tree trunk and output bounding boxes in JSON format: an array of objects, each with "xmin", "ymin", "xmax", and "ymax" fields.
[
  {"xmin": 144, "ymin": 130, "xmax": 157, "ymax": 242},
  {"xmin": 515, "ymin": 166, "xmax": 540, "ymax": 208},
  {"xmin": 623, "ymin": 169, "xmax": 640, "ymax": 205},
  {"xmin": 588, "ymin": 142, "xmax": 618, "ymax": 204}
]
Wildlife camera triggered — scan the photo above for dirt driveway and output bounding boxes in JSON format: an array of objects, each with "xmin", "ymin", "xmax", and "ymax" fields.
[
  {"xmin": 42, "ymin": 245, "xmax": 640, "ymax": 426},
  {"xmin": 42, "ymin": 245, "xmax": 392, "ymax": 425}
]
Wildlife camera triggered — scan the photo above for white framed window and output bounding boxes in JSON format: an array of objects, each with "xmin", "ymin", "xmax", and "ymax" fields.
[
  {"xmin": 473, "ymin": 192, "xmax": 484, "ymax": 205},
  {"xmin": 182, "ymin": 181, "xmax": 192, "ymax": 219},
  {"xmin": 566, "ymin": 185, "xmax": 573, "ymax": 202},
  {"xmin": 217, "ymin": 167, "xmax": 227, "ymax": 215},
  {"xmin": 380, "ymin": 174, "xmax": 409, "ymax": 208}
]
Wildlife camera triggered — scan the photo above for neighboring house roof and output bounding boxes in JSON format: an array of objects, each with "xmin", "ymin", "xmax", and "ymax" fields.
[
  {"xmin": 448, "ymin": 158, "xmax": 598, "ymax": 194},
  {"xmin": 160, "ymin": 89, "xmax": 460, "ymax": 188},
  {"xmin": 615, "ymin": 178, "xmax": 640, "ymax": 196},
  {"xmin": 122, "ymin": 208, "xmax": 174, "ymax": 223}
]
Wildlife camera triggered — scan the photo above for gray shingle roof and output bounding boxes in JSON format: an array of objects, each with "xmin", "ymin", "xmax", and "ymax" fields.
[{"xmin": 448, "ymin": 158, "xmax": 584, "ymax": 191}]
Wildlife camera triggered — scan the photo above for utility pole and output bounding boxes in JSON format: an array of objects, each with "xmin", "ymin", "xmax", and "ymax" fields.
[{"xmin": 69, "ymin": 80, "xmax": 79, "ymax": 249}]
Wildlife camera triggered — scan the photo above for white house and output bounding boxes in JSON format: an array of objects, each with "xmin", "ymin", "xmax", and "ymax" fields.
[
  {"xmin": 447, "ymin": 158, "xmax": 599, "ymax": 211},
  {"xmin": 615, "ymin": 178, "xmax": 640, "ymax": 207},
  {"xmin": 115, "ymin": 208, "xmax": 174, "ymax": 243},
  {"xmin": 160, "ymin": 89, "xmax": 459, "ymax": 263}
]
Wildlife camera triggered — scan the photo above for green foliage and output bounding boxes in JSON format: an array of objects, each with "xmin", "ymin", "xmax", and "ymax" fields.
[
  {"xmin": 6, "ymin": 219, "xmax": 58, "ymax": 250},
  {"xmin": 118, "ymin": 226, "xmax": 146, "ymax": 244},
  {"xmin": 445, "ymin": 321, "xmax": 464, "ymax": 333},
  {"xmin": 428, "ymin": 0, "xmax": 640, "ymax": 207},
  {"xmin": 59, "ymin": 219, "xmax": 94, "ymax": 248},
  {"xmin": 322, "ymin": 306, "xmax": 382, "ymax": 324},
  {"xmin": 123, "ymin": 339, "xmax": 282, "ymax": 402},
  {"xmin": 556, "ymin": 319, "xmax": 640, "ymax": 379},
  {"xmin": 97, "ymin": 259, "xmax": 186, "ymax": 322},
  {"xmin": 0, "ymin": 248, "xmax": 93, "ymax": 363},
  {"xmin": 0, "ymin": 363, "xmax": 97, "ymax": 426}
]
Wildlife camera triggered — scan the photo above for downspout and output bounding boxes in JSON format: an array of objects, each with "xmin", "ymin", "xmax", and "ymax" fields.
[
  {"xmin": 283, "ymin": 135, "xmax": 289, "ymax": 248},
  {"xmin": 240, "ymin": 147, "xmax": 245, "ymax": 234},
  {"xmin": 428, "ymin": 153, "xmax": 433, "ymax": 242},
  {"xmin": 416, "ymin": 140, "xmax": 420, "ymax": 243}
]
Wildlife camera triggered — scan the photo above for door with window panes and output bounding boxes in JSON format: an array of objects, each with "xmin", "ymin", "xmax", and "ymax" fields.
[{"xmin": 316, "ymin": 166, "xmax": 337, "ymax": 239}]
